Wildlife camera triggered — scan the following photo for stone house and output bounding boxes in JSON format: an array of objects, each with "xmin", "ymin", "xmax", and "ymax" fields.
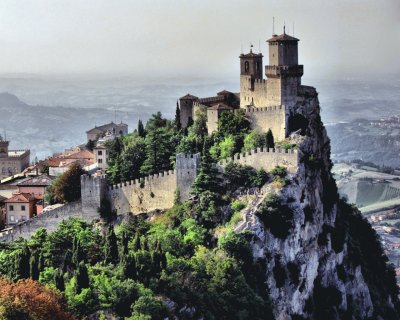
[
  {"xmin": 0, "ymin": 136, "xmax": 30, "ymax": 180},
  {"xmin": 86, "ymin": 121, "xmax": 128, "ymax": 143},
  {"xmin": 17, "ymin": 175, "xmax": 53, "ymax": 214},
  {"xmin": 4, "ymin": 192, "xmax": 36, "ymax": 225}
]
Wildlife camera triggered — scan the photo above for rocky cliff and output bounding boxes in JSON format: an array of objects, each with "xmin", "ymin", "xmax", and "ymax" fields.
[{"xmin": 245, "ymin": 88, "xmax": 400, "ymax": 319}]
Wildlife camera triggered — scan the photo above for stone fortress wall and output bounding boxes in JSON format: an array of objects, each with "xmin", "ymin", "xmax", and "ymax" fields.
[
  {"xmin": 0, "ymin": 202, "xmax": 86, "ymax": 242},
  {"xmin": 244, "ymin": 105, "xmax": 287, "ymax": 141},
  {"xmin": 109, "ymin": 170, "xmax": 177, "ymax": 214},
  {"xmin": 218, "ymin": 147, "xmax": 298, "ymax": 174}
]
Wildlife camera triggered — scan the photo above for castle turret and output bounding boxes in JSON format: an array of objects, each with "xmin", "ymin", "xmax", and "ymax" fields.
[
  {"xmin": 265, "ymin": 28, "xmax": 304, "ymax": 106},
  {"xmin": 239, "ymin": 46, "xmax": 264, "ymax": 107},
  {"xmin": 0, "ymin": 136, "xmax": 9, "ymax": 158}
]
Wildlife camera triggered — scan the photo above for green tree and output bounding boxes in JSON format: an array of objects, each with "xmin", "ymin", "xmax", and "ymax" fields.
[
  {"xmin": 175, "ymin": 101, "xmax": 181, "ymax": 131},
  {"xmin": 75, "ymin": 261, "xmax": 90, "ymax": 294},
  {"xmin": 120, "ymin": 135, "xmax": 146, "ymax": 182},
  {"xmin": 14, "ymin": 243, "xmax": 30, "ymax": 280},
  {"xmin": 266, "ymin": 129, "xmax": 275, "ymax": 149},
  {"xmin": 140, "ymin": 113, "xmax": 175, "ymax": 175},
  {"xmin": 29, "ymin": 250, "xmax": 40, "ymax": 280},
  {"xmin": 104, "ymin": 225, "xmax": 119, "ymax": 265},
  {"xmin": 138, "ymin": 119, "xmax": 145, "ymax": 138},
  {"xmin": 191, "ymin": 139, "xmax": 221, "ymax": 196},
  {"xmin": 51, "ymin": 163, "xmax": 86, "ymax": 203},
  {"xmin": 55, "ymin": 268, "xmax": 65, "ymax": 292},
  {"xmin": 72, "ymin": 237, "xmax": 85, "ymax": 267},
  {"xmin": 85, "ymin": 139, "xmax": 95, "ymax": 151}
]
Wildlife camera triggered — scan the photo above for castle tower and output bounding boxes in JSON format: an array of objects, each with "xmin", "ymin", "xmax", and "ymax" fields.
[
  {"xmin": 239, "ymin": 46, "xmax": 263, "ymax": 107},
  {"xmin": 179, "ymin": 94, "xmax": 198, "ymax": 128},
  {"xmin": 0, "ymin": 135, "xmax": 9, "ymax": 158},
  {"xmin": 265, "ymin": 28, "xmax": 304, "ymax": 106}
]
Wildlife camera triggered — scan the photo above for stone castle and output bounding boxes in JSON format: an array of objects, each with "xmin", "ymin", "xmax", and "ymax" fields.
[
  {"xmin": 179, "ymin": 27, "xmax": 304, "ymax": 141},
  {"xmin": 1, "ymin": 28, "xmax": 313, "ymax": 241}
]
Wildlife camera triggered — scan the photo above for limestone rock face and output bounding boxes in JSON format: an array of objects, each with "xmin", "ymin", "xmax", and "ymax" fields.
[{"xmin": 246, "ymin": 88, "xmax": 396, "ymax": 319}]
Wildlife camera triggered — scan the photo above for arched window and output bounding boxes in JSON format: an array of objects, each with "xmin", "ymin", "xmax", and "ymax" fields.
[{"xmin": 244, "ymin": 61, "xmax": 249, "ymax": 72}]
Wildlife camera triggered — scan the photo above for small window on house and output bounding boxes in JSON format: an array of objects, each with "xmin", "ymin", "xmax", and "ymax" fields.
[
  {"xmin": 9, "ymin": 205, "xmax": 14, "ymax": 211},
  {"xmin": 98, "ymin": 159, "xmax": 103, "ymax": 164},
  {"xmin": 21, "ymin": 205, "xmax": 26, "ymax": 211},
  {"xmin": 98, "ymin": 150, "xmax": 103, "ymax": 156},
  {"xmin": 10, "ymin": 215, "xmax": 14, "ymax": 222}
]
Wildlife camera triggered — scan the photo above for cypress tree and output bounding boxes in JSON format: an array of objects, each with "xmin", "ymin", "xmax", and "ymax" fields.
[
  {"xmin": 138, "ymin": 119, "xmax": 145, "ymax": 137},
  {"xmin": 75, "ymin": 261, "xmax": 90, "ymax": 294},
  {"xmin": 15, "ymin": 243, "xmax": 30, "ymax": 280},
  {"xmin": 266, "ymin": 129, "xmax": 275, "ymax": 149},
  {"xmin": 55, "ymin": 268, "xmax": 65, "ymax": 292},
  {"xmin": 132, "ymin": 234, "xmax": 141, "ymax": 251},
  {"xmin": 72, "ymin": 237, "xmax": 85, "ymax": 267},
  {"xmin": 175, "ymin": 101, "xmax": 181, "ymax": 131},
  {"xmin": 63, "ymin": 249, "xmax": 72, "ymax": 273},
  {"xmin": 104, "ymin": 225, "xmax": 119, "ymax": 264},
  {"xmin": 191, "ymin": 138, "xmax": 221, "ymax": 196},
  {"xmin": 29, "ymin": 251, "xmax": 39, "ymax": 280}
]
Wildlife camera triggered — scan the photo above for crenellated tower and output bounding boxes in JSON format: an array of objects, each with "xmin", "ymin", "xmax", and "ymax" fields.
[{"xmin": 265, "ymin": 28, "xmax": 303, "ymax": 106}]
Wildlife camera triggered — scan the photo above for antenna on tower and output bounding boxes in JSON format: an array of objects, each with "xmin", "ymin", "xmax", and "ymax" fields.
[
  {"xmin": 284, "ymin": 21, "xmax": 286, "ymax": 34},
  {"xmin": 250, "ymin": 43, "xmax": 253, "ymax": 53},
  {"xmin": 272, "ymin": 16, "xmax": 275, "ymax": 35}
]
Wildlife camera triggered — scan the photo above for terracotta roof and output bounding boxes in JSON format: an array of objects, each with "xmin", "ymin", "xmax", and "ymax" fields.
[
  {"xmin": 179, "ymin": 94, "xmax": 198, "ymax": 100},
  {"xmin": 4, "ymin": 192, "xmax": 35, "ymax": 203},
  {"xmin": 64, "ymin": 150, "xmax": 94, "ymax": 161},
  {"xmin": 208, "ymin": 103, "xmax": 233, "ymax": 111},
  {"xmin": 17, "ymin": 175, "xmax": 53, "ymax": 187},
  {"xmin": 267, "ymin": 33, "xmax": 299, "ymax": 42}
]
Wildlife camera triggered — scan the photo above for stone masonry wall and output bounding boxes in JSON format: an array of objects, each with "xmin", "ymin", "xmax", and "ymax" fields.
[
  {"xmin": 108, "ymin": 171, "xmax": 177, "ymax": 214},
  {"xmin": 218, "ymin": 147, "xmax": 298, "ymax": 174},
  {"xmin": 81, "ymin": 175, "xmax": 108, "ymax": 217},
  {"xmin": 0, "ymin": 202, "xmax": 85, "ymax": 242},
  {"xmin": 245, "ymin": 106, "xmax": 287, "ymax": 141}
]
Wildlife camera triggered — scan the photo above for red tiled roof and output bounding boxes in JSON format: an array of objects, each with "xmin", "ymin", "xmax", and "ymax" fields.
[
  {"xmin": 267, "ymin": 33, "xmax": 299, "ymax": 42},
  {"xmin": 17, "ymin": 175, "xmax": 53, "ymax": 187},
  {"xmin": 64, "ymin": 150, "xmax": 94, "ymax": 161},
  {"xmin": 4, "ymin": 192, "xmax": 35, "ymax": 203}
]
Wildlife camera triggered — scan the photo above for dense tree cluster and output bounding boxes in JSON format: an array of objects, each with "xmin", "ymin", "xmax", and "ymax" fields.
[{"xmin": 105, "ymin": 108, "xmax": 275, "ymax": 185}]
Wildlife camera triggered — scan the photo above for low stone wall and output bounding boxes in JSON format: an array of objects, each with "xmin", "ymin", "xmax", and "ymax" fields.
[
  {"xmin": 108, "ymin": 171, "xmax": 177, "ymax": 214},
  {"xmin": 0, "ymin": 202, "xmax": 85, "ymax": 242},
  {"xmin": 218, "ymin": 147, "xmax": 298, "ymax": 173}
]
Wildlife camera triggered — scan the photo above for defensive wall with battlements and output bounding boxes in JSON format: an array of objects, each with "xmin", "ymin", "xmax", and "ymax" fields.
[
  {"xmin": 244, "ymin": 105, "xmax": 287, "ymax": 141},
  {"xmin": 81, "ymin": 153, "xmax": 201, "ymax": 216},
  {"xmin": 218, "ymin": 147, "xmax": 298, "ymax": 174}
]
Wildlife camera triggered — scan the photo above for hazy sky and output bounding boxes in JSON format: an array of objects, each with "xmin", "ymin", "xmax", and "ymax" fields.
[{"xmin": 0, "ymin": 0, "xmax": 399, "ymax": 79}]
